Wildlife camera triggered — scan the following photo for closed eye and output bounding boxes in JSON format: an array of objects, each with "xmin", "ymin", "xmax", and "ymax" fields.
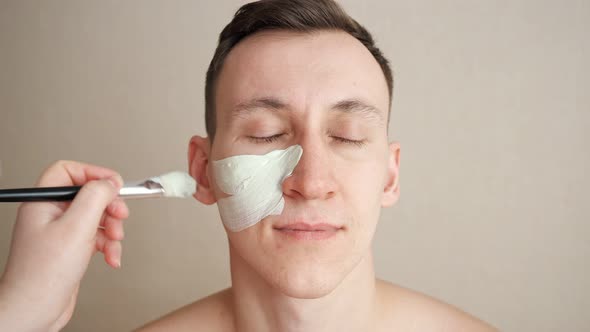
[
  {"xmin": 247, "ymin": 133, "xmax": 285, "ymax": 144},
  {"xmin": 331, "ymin": 136, "xmax": 367, "ymax": 147},
  {"xmin": 247, "ymin": 133, "xmax": 366, "ymax": 147}
]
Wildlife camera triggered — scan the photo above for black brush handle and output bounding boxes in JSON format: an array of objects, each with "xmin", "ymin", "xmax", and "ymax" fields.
[{"xmin": 0, "ymin": 186, "xmax": 82, "ymax": 202}]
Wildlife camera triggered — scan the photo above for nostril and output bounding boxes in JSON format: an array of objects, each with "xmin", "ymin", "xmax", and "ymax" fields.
[
  {"xmin": 283, "ymin": 174, "xmax": 335, "ymax": 200},
  {"xmin": 280, "ymin": 146, "xmax": 337, "ymax": 200}
]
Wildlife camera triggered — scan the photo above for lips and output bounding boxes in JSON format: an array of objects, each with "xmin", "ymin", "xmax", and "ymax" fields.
[
  {"xmin": 275, "ymin": 223, "xmax": 339, "ymax": 231},
  {"xmin": 273, "ymin": 222, "xmax": 342, "ymax": 240}
]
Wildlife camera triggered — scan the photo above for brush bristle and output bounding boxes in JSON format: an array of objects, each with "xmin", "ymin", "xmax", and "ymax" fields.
[{"xmin": 150, "ymin": 171, "xmax": 196, "ymax": 198}]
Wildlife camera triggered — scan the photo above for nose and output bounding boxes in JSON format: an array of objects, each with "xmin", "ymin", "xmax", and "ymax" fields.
[{"xmin": 282, "ymin": 138, "xmax": 337, "ymax": 201}]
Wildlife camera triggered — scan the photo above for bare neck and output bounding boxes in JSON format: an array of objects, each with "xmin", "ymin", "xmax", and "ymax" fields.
[{"xmin": 229, "ymin": 246, "xmax": 378, "ymax": 332}]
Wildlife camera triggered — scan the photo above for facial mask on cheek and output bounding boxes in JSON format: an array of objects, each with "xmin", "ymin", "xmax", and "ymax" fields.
[{"xmin": 212, "ymin": 145, "xmax": 303, "ymax": 232}]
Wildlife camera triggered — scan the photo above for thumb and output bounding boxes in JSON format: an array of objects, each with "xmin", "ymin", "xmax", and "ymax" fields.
[{"xmin": 61, "ymin": 176, "xmax": 122, "ymax": 232}]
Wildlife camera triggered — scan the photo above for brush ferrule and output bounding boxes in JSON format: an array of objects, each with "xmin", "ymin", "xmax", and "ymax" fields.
[{"xmin": 119, "ymin": 180, "xmax": 165, "ymax": 199}]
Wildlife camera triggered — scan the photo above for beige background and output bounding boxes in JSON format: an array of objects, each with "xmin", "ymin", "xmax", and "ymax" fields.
[{"xmin": 0, "ymin": 0, "xmax": 588, "ymax": 331}]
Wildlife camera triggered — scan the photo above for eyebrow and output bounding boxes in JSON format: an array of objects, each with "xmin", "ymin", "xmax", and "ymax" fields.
[
  {"xmin": 232, "ymin": 97, "xmax": 287, "ymax": 117},
  {"xmin": 232, "ymin": 97, "xmax": 384, "ymax": 123},
  {"xmin": 330, "ymin": 99, "xmax": 384, "ymax": 124}
]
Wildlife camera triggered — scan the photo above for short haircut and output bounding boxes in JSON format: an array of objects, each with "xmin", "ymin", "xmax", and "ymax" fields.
[{"xmin": 205, "ymin": 0, "xmax": 393, "ymax": 140}]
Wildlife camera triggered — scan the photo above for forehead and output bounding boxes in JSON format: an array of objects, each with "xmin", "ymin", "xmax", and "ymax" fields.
[{"xmin": 215, "ymin": 30, "xmax": 389, "ymax": 119}]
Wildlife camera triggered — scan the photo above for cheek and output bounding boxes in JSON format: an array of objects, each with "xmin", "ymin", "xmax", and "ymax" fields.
[
  {"xmin": 337, "ymin": 161, "xmax": 385, "ymax": 228},
  {"xmin": 226, "ymin": 224, "xmax": 262, "ymax": 254},
  {"xmin": 206, "ymin": 163, "xmax": 231, "ymax": 200},
  {"xmin": 207, "ymin": 168, "xmax": 222, "ymax": 199},
  {"xmin": 337, "ymin": 159, "xmax": 386, "ymax": 202}
]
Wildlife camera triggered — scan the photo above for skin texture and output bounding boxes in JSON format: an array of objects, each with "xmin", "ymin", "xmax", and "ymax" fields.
[{"xmin": 138, "ymin": 30, "xmax": 497, "ymax": 331}]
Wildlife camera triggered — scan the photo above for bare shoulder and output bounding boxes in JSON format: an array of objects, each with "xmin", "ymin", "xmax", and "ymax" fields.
[
  {"xmin": 134, "ymin": 288, "xmax": 235, "ymax": 332},
  {"xmin": 376, "ymin": 279, "xmax": 498, "ymax": 332}
]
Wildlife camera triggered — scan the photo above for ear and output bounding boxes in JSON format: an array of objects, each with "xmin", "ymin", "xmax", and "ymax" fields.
[
  {"xmin": 188, "ymin": 135, "xmax": 217, "ymax": 205},
  {"xmin": 381, "ymin": 141, "xmax": 400, "ymax": 207}
]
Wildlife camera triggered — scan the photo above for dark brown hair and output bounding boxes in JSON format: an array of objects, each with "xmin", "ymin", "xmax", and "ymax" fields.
[{"xmin": 205, "ymin": 0, "xmax": 393, "ymax": 140}]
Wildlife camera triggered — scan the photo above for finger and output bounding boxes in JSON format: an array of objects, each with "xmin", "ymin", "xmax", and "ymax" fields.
[
  {"xmin": 95, "ymin": 230, "xmax": 121, "ymax": 268},
  {"xmin": 103, "ymin": 215, "xmax": 124, "ymax": 241},
  {"xmin": 61, "ymin": 178, "xmax": 121, "ymax": 234},
  {"xmin": 106, "ymin": 199, "xmax": 129, "ymax": 220},
  {"xmin": 27, "ymin": 161, "xmax": 123, "ymax": 226},
  {"xmin": 36, "ymin": 160, "xmax": 122, "ymax": 188},
  {"xmin": 104, "ymin": 239, "xmax": 122, "ymax": 269},
  {"xmin": 95, "ymin": 228, "xmax": 108, "ymax": 252}
]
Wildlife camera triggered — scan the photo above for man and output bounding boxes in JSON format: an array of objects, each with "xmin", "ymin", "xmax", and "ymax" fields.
[
  {"xmin": 138, "ymin": 0, "xmax": 496, "ymax": 331},
  {"xmin": 0, "ymin": 0, "xmax": 496, "ymax": 331}
]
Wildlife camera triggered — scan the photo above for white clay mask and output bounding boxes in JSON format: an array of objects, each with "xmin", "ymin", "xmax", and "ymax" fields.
[{"xmin": 212, "ymin": 145, "xmax": 303, "ymax": 232}]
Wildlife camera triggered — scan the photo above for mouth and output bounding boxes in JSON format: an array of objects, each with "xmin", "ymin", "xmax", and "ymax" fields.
[{"xmin": 273, "ymin": 222, "xmax": 343, "ymax": 240}]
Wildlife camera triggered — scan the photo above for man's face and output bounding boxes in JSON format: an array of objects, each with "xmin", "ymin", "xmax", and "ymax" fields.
[{"xmin": 196, "ymin": 30, "xmax": 399, "ymax": 298}]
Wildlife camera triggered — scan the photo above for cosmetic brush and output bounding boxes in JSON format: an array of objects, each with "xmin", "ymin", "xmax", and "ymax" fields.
[{"xmin": 0, "ymin": 171, "xmax": 196, "ymax": 202}]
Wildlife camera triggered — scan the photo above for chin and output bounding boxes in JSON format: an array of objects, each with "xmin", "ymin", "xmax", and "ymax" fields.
[
  {"xmin": 227, "ymin": 216, "xmax": 374, "ymax": 300},
  {"xmin": 271, "ymin": 268, "xmax": 343, "ymax": 299}
]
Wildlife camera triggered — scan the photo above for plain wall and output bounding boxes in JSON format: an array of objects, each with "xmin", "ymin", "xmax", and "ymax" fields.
[{"xmin": 1, "ymin": 1, "xmax": 588, "ymax": 331}]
